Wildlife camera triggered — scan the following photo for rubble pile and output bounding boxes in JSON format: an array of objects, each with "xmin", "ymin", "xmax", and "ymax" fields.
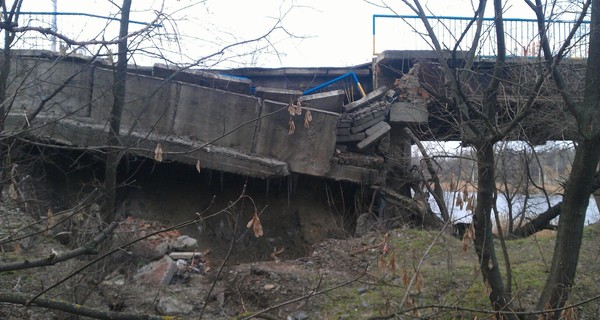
[
  {"xmin": 335, "ymin": 63, "xmax": 431, "ymax": 153},
  {"xmin": 109, "ymin": 216, "xmax": 209, "ymax": 287},
  {"xmin": 336, "ymin": 86, "xmax": 394, "ymax": 151}
]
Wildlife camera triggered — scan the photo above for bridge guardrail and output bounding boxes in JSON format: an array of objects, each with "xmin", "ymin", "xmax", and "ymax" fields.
[{"xmin": 373, "ymin": 15, "xmax": 590, "ymax": 59}]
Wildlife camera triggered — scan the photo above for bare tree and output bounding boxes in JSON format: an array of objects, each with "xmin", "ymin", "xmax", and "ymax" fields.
[
  {"xmin": 0, "ymin": 1, "xmax": 299, "ymax": 318},
  {"xmin": 375, "ymin": 0, "xmax": 597, "ymax": 317},
  {"xmin": 102, "ymin": 0, "xmax": 132, "ymax": 222},
  {"xmin": 532, "ymin": 0, "xmax": 600, "ymax": 316}
]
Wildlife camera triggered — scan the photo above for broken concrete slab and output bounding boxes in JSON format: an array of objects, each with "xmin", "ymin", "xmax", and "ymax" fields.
[
  {"xmin": 133, "ymin": 255, "xmax": 177, "ymax": 286},
  {"xmin": 365, "ymin": 121, "xmax": 390, "ymax": 136},
  {"xmin": 153, "ymin": 63, "xmax": 252, "ymax": 94},
  {"xmin": 389, "ymin": 101, "xmax": 428, "ymax": 123},
  {"xmin": 337, "ymin": 127, "xmax": 352, "ymax": 135},
  {"xmin": 357, "ymin": 122, "xmax": 391, "ymax": 150},
  {"xmin": 253, "ymin": 100, "xmax": 339, "ymax": 176},
  {"xmin": 172, "ymin": 235, "xmax": 198, "ymax": 251},
  {"xmin": 254, "ymin": 86, "xmax": 302, "ymax": 103},
  {"xmin": 336, "ymin": 132, "xmax": 367, "ymax": 143},
  {"xmin": 300, "ymin": 89, "xmax": 346, "ymax": 113},
  {"xmin": 325, "ymin": 163, "xmax": 383, "ymax": 184},
  {"xmin": 343, "ymin": 86, "xmax": 388, "ymax": 113},
  {"xmin": 351, "ymin": 115, "xmax": 386, "ymax": 133},
  {"xmin": 352, "ymin": 113, "xmax": 374, "ymax": 127},
  {"xmin": 9, "ymin": 114, "xmax": 290, "ymax": 178},
  {"xmin": 337, "ymin": 120, "xmax": 352, "ymax": 128}
]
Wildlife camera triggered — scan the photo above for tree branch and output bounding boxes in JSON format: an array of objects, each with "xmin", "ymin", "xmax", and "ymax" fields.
[
  {"xmin": 0, "ymin": 221, "xmax": 118, "ymax": 272},
  {"xmin": 0, "ymin": 292, "xmax": 164, "ymax": 320}
]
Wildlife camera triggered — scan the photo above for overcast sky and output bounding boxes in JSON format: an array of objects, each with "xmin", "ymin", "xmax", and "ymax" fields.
[{"xmin": 18, "ymin": 0, "xmax": 578, "ymax": 68}]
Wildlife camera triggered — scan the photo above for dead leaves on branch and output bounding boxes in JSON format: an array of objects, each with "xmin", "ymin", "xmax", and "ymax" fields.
[
  {"xmin": 246, "ymin": 205, "xmax": 264, "ymax": 238},
  {"xmin": 461, "ymin": 223, "xmax": 475, "ymax": 253},
  {"xmin": 287, "ymin": 100, "xmax": 302, "ymax": 116},
  {"xmin": 303, "ymin": 110, "xmax": 312, "ymax": 128},
  {"xmin": 288, "ymin": 118, "xmax": 296, "ymax": 135},
  {"xmin": 287, "ymin": 98, "xmax": 312, "ymax": 135},
  {"xmin": 154, "ymin": 143, "xmax": 163, "ymax": 162}
]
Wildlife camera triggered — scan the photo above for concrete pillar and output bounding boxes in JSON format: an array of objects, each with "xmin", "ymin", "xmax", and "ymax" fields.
[{"xmin": 384, "ymin": 123, "xmax": 412, "ymax": 197}]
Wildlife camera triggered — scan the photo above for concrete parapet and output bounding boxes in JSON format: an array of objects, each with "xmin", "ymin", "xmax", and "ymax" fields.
[
  {"xmin": 300, "ymin": 90, "xmax": 346, "ymax": 113},
  {"xmin": 254, "ymin": 86, "xmax": 302, "ymax": 103},
  {"xmin": 253, "ymin": 100, "xmax": 339, "ymax": 176}
]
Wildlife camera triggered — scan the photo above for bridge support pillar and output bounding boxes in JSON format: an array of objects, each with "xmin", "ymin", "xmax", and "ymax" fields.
[{"xmin": 383, "ymin": 124, "xmax": 412, "ymax": 196}]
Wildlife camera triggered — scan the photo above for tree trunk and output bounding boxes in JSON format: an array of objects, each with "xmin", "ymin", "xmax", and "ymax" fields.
[
  {"xmin": 102, "ymin": 0, "xmax": 131, "ymax": 222},
  {"xmin": 472, "ymin": 143, "xmax": 515, "ymax": 318},
  {"xmin": 537, "ymin": 0, "xmax": 600, "ymax": 316},
  {"xmin": 511, "ymin": 203, "xmax": 560, "ymax": 238},
  {"xmin": 0, "ymin": 6, "xmax": 17, "ymax": 196},
  {"xmin": 536, "ymin": 140, "xmax": 600, "ymax": 317}
]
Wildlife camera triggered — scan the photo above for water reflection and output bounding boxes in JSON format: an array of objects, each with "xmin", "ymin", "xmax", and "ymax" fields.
[{"xmin": 428, "ymin": 192, "xmax": 600, "ymax": 225}]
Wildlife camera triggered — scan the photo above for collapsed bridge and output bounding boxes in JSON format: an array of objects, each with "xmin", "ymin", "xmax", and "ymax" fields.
[{"xmin": 2, "ymin": 49, "xmax": 585, "ymax": 189}]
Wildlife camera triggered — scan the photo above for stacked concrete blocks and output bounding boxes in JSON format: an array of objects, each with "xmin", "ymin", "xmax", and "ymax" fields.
[{"xmin": 336, "ymin": 86, "xmax": 393, "ymax": 151}]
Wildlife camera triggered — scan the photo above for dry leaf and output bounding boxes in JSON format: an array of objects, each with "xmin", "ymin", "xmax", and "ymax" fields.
[
  {"xmin": 288, "ymin": 118, "xmax": 296, "ymax": 135},
  {"xmin": 287, "ymin": 103, "xmax": 296, "ymax": 116},
  {"xmin": 246, "ymin": 217, "xmax": 254, "ymax": 229},
  {"xmin": 8, "ymin": 183, "xmax": 18, "ymax": 200},
  {"xmin": 389, "ymin": 252, "xmax": 396, "ymax": 274},
  {"xmin": 378, "ymin": 255, "xmax": 386, "ymax": 273},
  {"xmin": 414, "ymin": 270, "xmax": 424, "ymax": 293},
  {"xmin": 154, "ymin": 143, "xmax": 163, "ymax": 162},
  {"xmin": 455, "ymin": 193, "xmax": 463, "ymax": 208},
  {"xmin": 561, "ymin": 302, "xmax": 576, "ymax": 320},
  {"xmin": 468, "ymin": 223, "xmax": 475, "ymax": 240},
  {"xmin": 294, "ymin": 102, "xmax": 302, "ymax": 115},
  {"xmin": 484, "ymin": 280, "xmax": 492, "ymax": 296},
  {"xmin": 246, "ymin": 211, "xmax": 264, "ymax": 238},
  {"xmin": 195, "ymin": 159, "xmax": 201, "ymax": 173},
  {"xmin": 402, "ymin": 267, "xmax": 410, "ymax": 287},
  {"xmin": 461, "ymin": 236, "xmax": 470, "ymax": 253},
  {"xmin": 303, "ymin": 109, "xmax": 312, "ymax": 128},
  {"xmin": 488, "ymin": 258, "xmax": 494, "ymax": 270},
  {"xmin": 466, "ymin": 197, "xmax": 473, "ymax": 211},
  {"xmin": 253, "ymin": 216, "xmax": 263, "ymax": 237}
]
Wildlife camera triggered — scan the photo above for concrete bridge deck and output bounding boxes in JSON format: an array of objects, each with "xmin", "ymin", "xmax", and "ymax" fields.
[{"xmin": 2, "ymin": 50, "xmax": 584, "ymax": 185}]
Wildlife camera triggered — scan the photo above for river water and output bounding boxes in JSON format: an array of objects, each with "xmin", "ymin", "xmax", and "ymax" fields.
[{"xmin": 429, "ymin": 192, "xmax": 600, "ymax": 225}]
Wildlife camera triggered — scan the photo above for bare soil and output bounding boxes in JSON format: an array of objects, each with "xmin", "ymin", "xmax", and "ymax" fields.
[{"xmin": 2, "ymin": 158, "xmax": 600, "ymax": 319}]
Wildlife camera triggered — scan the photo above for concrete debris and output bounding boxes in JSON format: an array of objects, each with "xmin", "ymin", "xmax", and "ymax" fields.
[
  {"xmin": 335, "ymin": 88, "xmax": 394, "ymax": 152},
  {"xmin": 336, "ymin": 71, "xmax": 430, "ymax": 154},
  {"xmin": 156, "ymin": 296, "xmax": 194, "ymax": 316},
  {"xmin": 343, "ymin": 86, "xmax": 388, "ymax": 113},
  {"xmin": 169, "ymin": 251, "xmax": 206, "ymax": 260},
  {"xmin": 172, "ymin": 235, "xmax": 198, "ymax": 251},
  {"xmin": 172, "ymin": 253, "xmax": 210, "ymax": 283},
  {"xmin": 133, "ymin": 255, "xmax": 177, "ymax": 286},
  {"xmin": 357, "ymin": 122, "xmax": 391, "ymax": 150}
]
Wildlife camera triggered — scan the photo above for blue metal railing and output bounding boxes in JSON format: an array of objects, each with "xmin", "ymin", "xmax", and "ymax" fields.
[
  {"xmin": 373, "ymin": 15, "xmax": 590, "ymax": 58},
  {"xmin": 303, "ymin": 71, "xmax": 366, "ymax": 98}
]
